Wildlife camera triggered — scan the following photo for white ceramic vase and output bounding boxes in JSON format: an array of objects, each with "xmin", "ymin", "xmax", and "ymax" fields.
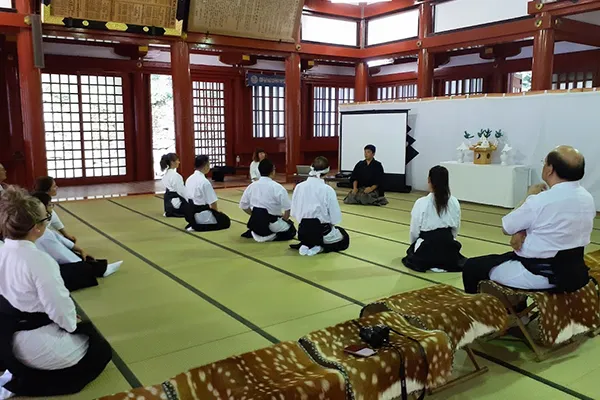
[
  {"xmin": 457, "ymin": 151, "xmax": 465, "ymax": 163},
  {"xmin": 500, "ymin": 152, "xmax": 509, "ymax": 166}
]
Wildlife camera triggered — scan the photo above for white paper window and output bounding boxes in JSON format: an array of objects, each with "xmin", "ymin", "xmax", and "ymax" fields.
[
  {"xmin": 301, "ymin": 14, "xmax": 358, "ymax": 47},
  {"xmin": 0, "ymin": 0, "xmax": 13, "ymax": 8},
  {"xmin": 434, "ymin": 0, "xmax": 529, "ymax": 33},
  {"xmin": 367, "ymin": 9, "xmax": 419, "ymax": 46}
]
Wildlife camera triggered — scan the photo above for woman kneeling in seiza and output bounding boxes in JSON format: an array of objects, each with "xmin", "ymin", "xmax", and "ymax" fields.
[
  {"xmin": 31, "ymin": 192, "xmax": 122, "ymax": 292},
  {"xmin": 0, "ymin": 188, "xmax": 111, "ymax": 399},
  {"xmin": 160, "ymin": 153, "xmax": 187, "ymax": 218},
  {"xmin": 184, "ymin": 155, "xmax": 231, "ymax": 232},
  {"xmin": 290, "ymin": 156, "xmax": 350, "ymax": 256},
  {"xmin": 239, "ymin": 159, "xmax": 296, "ymax": 242},
  {"xmin": 402, "ymin": 165, "xmax": 465, "ymax": 272}
]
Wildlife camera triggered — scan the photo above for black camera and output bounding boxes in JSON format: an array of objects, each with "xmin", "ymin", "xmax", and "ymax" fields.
[{"xmin": 359, "ymin": 324, "xmax": 390, "ymax": 349}]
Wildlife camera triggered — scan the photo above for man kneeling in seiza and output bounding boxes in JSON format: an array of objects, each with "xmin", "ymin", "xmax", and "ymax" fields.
[
  {"xmin": 290, "ymin": 156, "xmax": 350, "ymax": 256},
  {"xmin": 462, "ymin": 146, "xmax": 595, "ymax": 298},
  {"xmin": 183, "ymin": 155, "xmax": 231, "ymax": 232},
  {"xmin": 344, "ymin": 144, "xmax": 388, "ymax": 206},
  {"xmin": 239, "ymin": 159, "xmax": 296, "ymax": 242}
]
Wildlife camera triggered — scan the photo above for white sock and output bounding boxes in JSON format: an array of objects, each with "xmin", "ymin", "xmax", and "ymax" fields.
[
  {"xmin": 0, "ymin": 370, "xmax": 14, "ymax": 399},
  {"xmin": 163, "ymin": 212, "xmax": 167, "ymax": 217},
  {"xmin": 299, "ymin": 245, "xmax": 309, "ymax": 256},
  {"xmin": 103, "ymin": 261, "xmax": 122, "ymax": 277},
  {"xmin": 307, "ymin": 246, "xmax": 323, "ymax": 256},
  {"xmin": 430, "ymin": 268, "xmax": 447, "ymax": 273},
  {"xmin": 186, "ymin": 227, "xmax": 194, "ymax": 232}
]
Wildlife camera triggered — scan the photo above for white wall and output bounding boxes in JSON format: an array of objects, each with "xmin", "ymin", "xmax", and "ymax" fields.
[
  {"xmin": 339, "ymin": 91, "xmax": 600, "ymax": 210},
  {"xmin": 434, "ymin": 0, "xmax": 530, "ymax": 33}
]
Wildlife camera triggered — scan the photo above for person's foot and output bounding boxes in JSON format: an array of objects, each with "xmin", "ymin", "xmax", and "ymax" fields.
[
  {"xmin": 430, "ymin": 268, "xmax": 447, "ymax": 273},
  {"xmin": 103, "ymin": 261, "xmax": 122, "ymax": 277},
  {"xmin": 289, "ymin": 243, "xmax": 301, "ymax": 250},
  {"xmin": 186, "ymin": 226, "xmax": 194, "ymax": 232},
  {"xmin": 163, "ymin": 212, "xmax": 167, "ymax": 217},
  {"xmin": 299, "ymin": 245, "xmax": 310, "ymax": 256},
  {"xmin": 241, "ymin": 230, "xmax": 252, "ymax": 239},
  {"xmin": 307, "ymin": 246, "xmax": 323, "ymax": 256}
]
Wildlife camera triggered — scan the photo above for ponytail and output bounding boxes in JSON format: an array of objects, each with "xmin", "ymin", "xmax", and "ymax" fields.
[
  {"xmin": 160, "ymin": 153, "xmax": 179, "ymax": 171},
  {"xmin": 428, "ymin": 166, "xmax": 450, "ymax": 216}
]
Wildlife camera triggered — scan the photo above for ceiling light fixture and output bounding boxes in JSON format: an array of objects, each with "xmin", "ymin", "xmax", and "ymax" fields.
[{"xmin": 366, "ymin": 58, "xmax": 394, "ymax": 67}]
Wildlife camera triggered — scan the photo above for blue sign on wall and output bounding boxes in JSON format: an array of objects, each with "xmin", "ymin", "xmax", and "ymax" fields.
[{"xmin": 246, "ymin": 72, "xmax": 285, "ymax": 87}]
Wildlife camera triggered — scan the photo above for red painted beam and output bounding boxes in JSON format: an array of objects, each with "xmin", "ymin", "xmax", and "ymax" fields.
[
  {"xmin": 186, "ymin": 32, "xmax": 295, "ymax": 55},
  {"xmin": 554, "ymin": 17, "xmax": 600, "ymax": 47},
  {"xmin": 0, "ymin": 11, "xmax": 29, "ymax": 31},
  {"xmin": 423, "ymin": 17, "xmax": 545, "ymax": 53},
  {"xmin": 303, "ymin": 0, "xmax": 362, "ymax": 19},
  {"xmin": 285, "ymin": 53, "xmax": 302, "ymax": 177},
  {"xmin": 528, "ymin": 0, "xmax": 600, "ymax": 16},
  {"xmin": 364, "ymin": 0, "xmax": 437, "ymax": 18}
]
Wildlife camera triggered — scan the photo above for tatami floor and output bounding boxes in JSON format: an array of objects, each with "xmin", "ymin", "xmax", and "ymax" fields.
[{"xmin": 32, "ymin": 185, "xmax": 600, "ymax": 400}]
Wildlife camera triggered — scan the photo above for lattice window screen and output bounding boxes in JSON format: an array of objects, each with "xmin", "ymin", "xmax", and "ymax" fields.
[
  {"xmin": 42, "ymin": 73, "xmax": 127, "ymax": 179},
  {"xmin": 552, "ymin": 72, "xmax": 594, "ymax": 90},
  {"xmin": 376, "ymin": 83, "xmax": 417, "ymax": 100},
  {"xmin": 252, "ymin": 86, "xmax": 285, "ymax": 138},
  {"xmin": 192, "ymin": 81, "xmax": 226, "ymax": 166},
  {"xmin": 443, "ymin": 78, "xmax": 484, "ymax": 96},
  {"xmin": 313, "ymin": 86, "xmax": 354, "ymax": 138}
]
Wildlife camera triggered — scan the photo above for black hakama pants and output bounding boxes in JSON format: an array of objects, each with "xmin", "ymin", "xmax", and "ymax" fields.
[
  {"xmin": 242, "ymin": 208, "xmax": 297, "ymax": 242},
  {"xmin": 290, "ymin": 218, "xmax": 350, "ymax": 253},
  {"xmin": 59, "ymin": 258, "xmax": 108, "ymax": 292},
  {"xmin": 402, "ymin": 228, "xmax": 465, "ymax": 273},
  {"xmin": 163, "ymin": 190, "xmax": 186, "ymax": 218},
  {"xmin": 183, "ymin": 202, "xmax": 231, "ymax": 232},
  {"xmin": 0, "ymin": 296, "xmax": 112, "ymax": 397}
]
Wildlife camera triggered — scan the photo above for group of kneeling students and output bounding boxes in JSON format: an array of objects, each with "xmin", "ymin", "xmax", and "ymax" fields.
[{"xmin": 0, "ymin": 143, "xmax": 595, "ymax": 398}]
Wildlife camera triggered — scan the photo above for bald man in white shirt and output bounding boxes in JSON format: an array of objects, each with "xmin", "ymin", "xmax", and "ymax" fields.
[
  {"xmin": 290, "ymin": 156, "xmax": 350, "ymax": 256},
  {"xmin": 463, "ymin": 146, "xmax": 595, "ymax": 294},
  {"xmin": 184, "ymin": 155, "xmax": 231, "ymax": 232},
  {"xmin": 239, "ymin": 159, "xmax": 296, "ymax": 242}
]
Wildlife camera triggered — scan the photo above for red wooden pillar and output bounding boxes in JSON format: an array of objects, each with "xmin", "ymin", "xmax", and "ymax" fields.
[
  {"xmin": 285, "ymin": 52, "xmax": 301, "ymax": 180},
  {"xmin": 132, "ymin": 71, "xmax": 154, "ymax": 181},
  {"xmin": 15, "ymin": 0, "xmax": 46, "ymax": 187},
  {"xmin": 417, "ymin": 2, "xmax": 434, "ymax": 98},
  {"xmin": 354, "ymin": 62, "xmax": 368, "ymax": 102},
  {"xmin": 531, "ymin": 21, "xmax": 555, "ymax": 91},
  {"xmin": 170, "ymin": 41, "xmax": 195, "ymax": 178}
]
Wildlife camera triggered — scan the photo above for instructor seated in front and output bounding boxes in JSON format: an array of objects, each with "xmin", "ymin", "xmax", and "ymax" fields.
[
  {"xmin": 344, "ymin": 144, "xmax": 388, "ymax": 206},
  {"xmin": 183, "ymin": 155, "xmax": 231, "ymax": 232},
  {"xmin": 462, "ymin": 145, "xmax": 595, "ymax": 295},
  {"xmin": 239, "ymin": 159, "xmax": 296, "ymax": 242}
]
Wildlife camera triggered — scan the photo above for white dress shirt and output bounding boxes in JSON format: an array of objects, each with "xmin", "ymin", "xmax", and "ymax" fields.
[
  {"xmin": 240, "ymin": 177, "xmax": 291, "ymax": 242},
  {"xmin": 492, "ymin": 181, "xmax": 596, "ymax": 289},
  {"xmin": 36, "ymin": 228, "xmax": 81, "ymax": 265},
  {"xmin": 50, "ymin": 210, "xmax": 65, "ymax": 231},
  {"xmin": 249, "ymin": 161, "xmax": 260, "ymax": 181},
  {"xmin": 0, "ymin": 239, "xmax": 88, "ymax": 370},
  {"xmin": 409, "ymin": 193, "xmax": 461, "ymax": 244},
  {"xmin": 161, "ymin": 168, "xmax": 187, "ymax": 209},
  {"xmin": 292, "ymin": 177, "xmax": 342, "ymax": 225},
  {"xmin": 185, "ymin": 170, "xmax": 218, "ymax": 224}
]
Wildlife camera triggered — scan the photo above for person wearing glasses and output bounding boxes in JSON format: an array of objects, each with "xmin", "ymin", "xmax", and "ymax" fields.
[
  {"xmin": 31, "ymin": 192, "xmax": 121, "ymax": 292},
  {"xmin": 239, "ymin": 159, "xmax": 296, "ymax": 242},
  {"xmin": 0, "ymin": 187, "xmax": 111, "ymax": 398},
  {"xmin": 34, "ymin": 176, "xmax": 77, "ymax": 243}
]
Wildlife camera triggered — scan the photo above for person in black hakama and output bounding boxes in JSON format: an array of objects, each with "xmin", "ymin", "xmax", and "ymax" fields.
[
  {"xmin": 290, "ymin": 156, "xmax": 350, "ymax": 256},
  {"xmin": 462, "ymin": 146, "xmax": 595, "ymax": 296},
  {"xmin": 239, "ymin": 159, "xmax": 296, "ymax": 242},
  {"xmin": 183, "ymin": 155, "xmax": 231, "ymax": 232},
  {"xmin": 344, "ymin": 144, "xmax": 388, "ymax": 206},
  {"xmin": 160, "ymin": 153, "xmax": 187, "ymax": 218}
]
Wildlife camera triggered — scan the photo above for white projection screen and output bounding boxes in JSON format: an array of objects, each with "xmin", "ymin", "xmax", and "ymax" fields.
[{"xmin": 339, "ymin": 110, "xmax": 408, "ymax": 174}]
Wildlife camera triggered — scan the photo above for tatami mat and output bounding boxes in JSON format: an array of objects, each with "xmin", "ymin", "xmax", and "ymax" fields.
[{"xmin": 19, "ymin": 187, "xmax": 600, "ymax": 399}]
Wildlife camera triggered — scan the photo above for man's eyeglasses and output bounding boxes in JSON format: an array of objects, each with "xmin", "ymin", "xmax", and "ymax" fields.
[{"xmin": 36, "ymin": 213, "xmax": 52, "ymax": 225}]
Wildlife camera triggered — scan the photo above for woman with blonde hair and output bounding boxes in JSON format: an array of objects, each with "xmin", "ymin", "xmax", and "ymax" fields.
[{"xmin": 0, "ymin": 187, "xmax": 111, "ymax": 398}]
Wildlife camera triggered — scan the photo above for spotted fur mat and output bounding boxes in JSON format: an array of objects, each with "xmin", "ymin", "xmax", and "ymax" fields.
[
  {"xmin": 480, "ymin": 280, "xmax": 600, "ymax": 346},
  {"xmin": 360, "ymin": 285, "xmax": 509, "ymax": 350},
  {"xmin": 299, "ymin": 311, "xmax": 453, "ymax": 400},
  {"xmin": 99, "ymin": 341, "xmax": 347, "ymax": 400}
]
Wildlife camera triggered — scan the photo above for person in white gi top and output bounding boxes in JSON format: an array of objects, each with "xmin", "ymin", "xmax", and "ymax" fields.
[
  {"xmin": 462, "ymin": 146, "xmax": 595, "ymax": 295},
  {"xmin": 239, "ymin": 159, "xmax": 296, "ymax": 242},
  {"xmin": 0, "ymin": 187, "xmax": 111, "ymax": 398},
  {"xmin": 31, "ymin": 192, "xmax": 122, "ymax": 292},
  {"xmin": 184, "ymin": 155, "xmax": 231, "ymax": 232},
  {"xmin": 249, "ymin": 148, "xmax": 266, "ymax": 182},
  {"xmin": 403, "ymin": 165, "xmax": 465, "ymax": 273},
  {"xmin": 290, "ymin": 156, "xmax": 350, "ymax": 256},
  {"xmin": 34, "ymin": 176, "xmax": 77, "ymax": 243},
  {"xmin": 160, "ymin": 153, "xmax": 187, "ymax": 218}
]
